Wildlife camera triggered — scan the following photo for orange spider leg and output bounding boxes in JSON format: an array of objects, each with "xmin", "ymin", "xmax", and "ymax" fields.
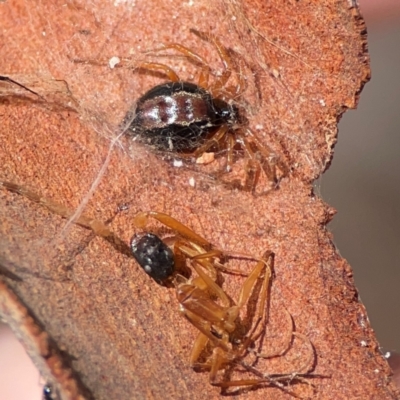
[
  {"xmin": 135, "ymin": 212, "xmax": 252, "ymax": 277},
  {"xmin": 178, "ymin": 240, "xmax": 250, "ymax": 277},
  {"xmin": 178, "ymin": 251, "xmax": 274, "ymax": 384},
  {"xmin": 135, "ymin": 62, "xmax": 180, "ymax": 82},
  {"xmin": 182, "ymin": 244, "xmax": 316, "ymax": 389},
  {"xmin": 172, "ymin": 241, "xmax": 219, "ymax": 287},
  {"xmin": 235, "ymin": 135, "xmax": 263, "ymax": 192},
  {"xmin": 146, "ymin": 43, "xmax": 210, "ymax": 88},
  {"xmin": 241, "ymin": 337, "xmax": 318, "ymax": 395},
  {"xmin": 245, "ymin": 128, "xmax": 289, "ymax": 178},
  {"xmin": 181, "ymin": 308, "xmax": 231, "ymax": 352},
  {"xmin": 251, "ymin": 330, "xmax": 316, "ymax": 377},
  {"xmin": 170, "ymin": 240, "xmax": 239, "ymax": 290},
  {"xmin": 73, "ymin": 57, "xmax": 181, "ymax": 83},
  {"xmin": 290, "ymin": 333, "xmax": 316, "ymax": 374},
  {"xmin": 0, "ymin": 181, "xmax": 112, "ymax": 238},
  {"xmin": 219, "ymin": 49, "xmax": 249, "ymax": 99},
  {"xmin": 190, "ymin": 29, "xmax": 234, "ymax": 97},
  {"xmin": 133, "ymin": 211, "xmax": 211, "ymax": 248},
  {"xmin": 173, "ymin": 243, "xmax": 232, "ymax": 305},
  {"xmin": 189, "ymin": 258, "xmax": 231, "ymax": 306},
  {"xmin": 224, "ymin": 133, "xmax": 236, "ymax": 172},
  {"xmin": 250, "ymin": 306, "xmax": 294, "ymax": 359},
  {"xmin": 235, "ymin": 251, "xmax": 272, "ymax": 310},
  {"xmin": 209, "ymin": 253, "xmax": 275, "ymax": 387},
  {"xmin": 233, "ymin": 250, "xmax": 273, "ymax": 348},
  {"xmin": 189, "ymin": 332, "xmax": 210, "ymax": 367},
  {"xmin": 188, "ymin": 253, "xmax": 273, "ymax": 386}
]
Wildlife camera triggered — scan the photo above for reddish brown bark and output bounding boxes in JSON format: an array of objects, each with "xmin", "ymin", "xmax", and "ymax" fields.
[{"xmin": 1, "ymin": 0, "xmax": 397, "ymax": 399}]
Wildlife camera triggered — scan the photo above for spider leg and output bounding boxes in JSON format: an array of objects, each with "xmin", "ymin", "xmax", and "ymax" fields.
[
  {"xmin": 136, "ymin": 62, "xmax": 180, "ymax": 82},
  {"xmin": 189, "ymin": 332, "xmax": 210, "ymax": 368},
  {"xmin": 232, "ymin": 251, "xmax": 274, "ymax": 352},
  {"xmin": 73, "ymin": 56, "xmax": 181, "ymax": 82},
  {"xmin": 177, "ymin": 240, "xmax": 251, "ymax": 279},
  {"xmin": 0, "ymin": 181, "xmax": 112, "ymax": 238},
  {"xmin": 209, "ymin": 353, "xmax": 312, "ymax": 397},
  {"xmin": 234, "ymin": 135, "xmax": 262, "ymax": 192},
  {"xmin": 133, "ymin": 211, "xmax": 211, "ymax": 248},
  {"xmin": 235, "ymin": 129, "xmax": 289, "ymax": 192},
  {"xmin": 191, "ymin": 261, "xmax": 231, "ymax": 306},
  {"xmin": 190, "ymin": 30, "xmax": 233, "ymax": 97},
  {"xmin": 245, "ymin": 128, "xmax": 289, "ymax": 178},
  {"xmin": 219, "ymin": 361, "xmax": 315, "ymax": 398},
  {"xmin": 188, "ymin": 334, "xmax": 232, "ymax": 385},
  {"xmin": 218, "ymin": 49, "xmax": 249, "ymax": 99},
  {"xmin": 145, "ymin": 43, "xmax": 210, "ymax": 88},
  {"xmin": 225, "ymin": 133, "xmax": 236, "ymax": 172},
  {"xmin": 185, "ymin": 249, "xmax": 273, "ymax": 326},
  {"xmin": 185, "ymin": 251, "xmax": 273, "ymax": 359},
  {"xmin": 179, "ymin": 301, "xmax": 231, "ymax": 352},
  {"xmin": 172, "ymin": 240, "xmax": 219, "ymax": 285},
  {"xmin": 236, "ymin": 250, "xmax": 273, "ymax": 309},
  {"xmin": 250, "ymin": 306, "xmax": 294, "ymax": 359},
  {"xmin": 171, "ymin": 124, "xmax": 229, "ymax": 165},
  {"xmin": 245, "ymin": 159, "xmax": 262, "ymax": 193},
  {"xmin": 290, "ymin": 333, "xmax": 316, "ymax": 374}
]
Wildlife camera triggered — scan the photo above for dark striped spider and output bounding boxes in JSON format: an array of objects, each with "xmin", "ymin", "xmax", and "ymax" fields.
[
  {"xmin": 1, "ymin": 181, "xmax": 318, "ymax": 395},
  {"xmin": 75, "ymin": 30, "xmax": 288, "ymax": 193}
]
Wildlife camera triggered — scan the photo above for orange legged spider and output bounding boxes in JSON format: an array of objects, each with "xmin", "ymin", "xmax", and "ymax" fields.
[
  {"xmin": 130, "ymin": 210, "xmax": 253, "ymax": 285},
  {"xmin": 76, "ymin": 30, "xmax": 288, "ymax": 193},
  {"xmin": 130, "ymin": 212, "xmax": 318, "ymax": 394},
  {"xmin": 1, "ymin": 181, "xmax": 319, "ymax": 395}
]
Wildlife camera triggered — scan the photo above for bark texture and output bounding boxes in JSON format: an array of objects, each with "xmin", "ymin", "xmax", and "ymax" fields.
[{"xmin": 1, "ymin": 0, "xmax": 397, "ymax": 399}]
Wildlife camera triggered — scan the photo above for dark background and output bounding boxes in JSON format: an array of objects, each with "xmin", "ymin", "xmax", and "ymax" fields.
[{"xmin": 321, "ymin": 12, "xmax": 400, "ymax": 352}]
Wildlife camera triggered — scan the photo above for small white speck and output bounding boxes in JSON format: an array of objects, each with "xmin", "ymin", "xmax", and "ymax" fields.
[
  {"xmin": 255, "ymin": 124, "xmax": 264, "ymax": 130},
  {"xmin": 144, "ymin": 265, "xmax": 152, "ymax": 273},
  {"xmin": 360, "ymin": 340, "xmax": 367, "ymax": 347},
  {"xmin": 163, "ymin": 250, "xmax": 170, "ymax": 258},
  {"xmin": 114, "ymin": 0, "xmax": 136, "ymax": 6},
  {"xmin": 173, "ymin": 159, "xmax": 183, "ymax": 168},
  {"xmin": 187, "ymin": 0, "xmax": 194, "ymax": 5},
  {"xmin": 131, "ymin": 319, "xmax": 137, "ymax": 327},
  {"xmin": 231, "ymin": 16, "xmax": 236, "ymax": 21},
  {"xmin": 147, "ymin": 247, "xmax": 155, "ymax": 255},
  {"xmin": 374, "ymin": 369, "xmax": 379, "ymax": 373},
  {"xmin": 319, "ymin": 99, "xmax": 326, "ymax": 107},
  {"xmin": 385, "ymin": 351, "xmax": 391, "ymax": 359},
  {"xmin": 109, "ymin": 56, "xmax": 121, "ymax": 69},
  {"xmin": 271, "ymin": 69, "xmax": 280, "ymax": 79},
  {"xmin": 189, "ymin": 177, "xmax": 195, "ymax": 187},
  {"xmin": 42, "ymin": 31, "xmax": 46, "ymax": 36}
]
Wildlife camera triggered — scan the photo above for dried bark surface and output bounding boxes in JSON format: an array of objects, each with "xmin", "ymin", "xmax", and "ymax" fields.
[{"xmin": 0, "ymin": 0, "xmax": 397, "ymax": 399}]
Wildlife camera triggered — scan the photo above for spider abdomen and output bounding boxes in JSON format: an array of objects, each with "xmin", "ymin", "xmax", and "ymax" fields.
[
  {"xmin": 127, "ymin": 81, "xmax": 233, "ymax": 152},
  {"xmin": 130, "ymin": 233, "xmax": 175, "ymax": 284}
]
